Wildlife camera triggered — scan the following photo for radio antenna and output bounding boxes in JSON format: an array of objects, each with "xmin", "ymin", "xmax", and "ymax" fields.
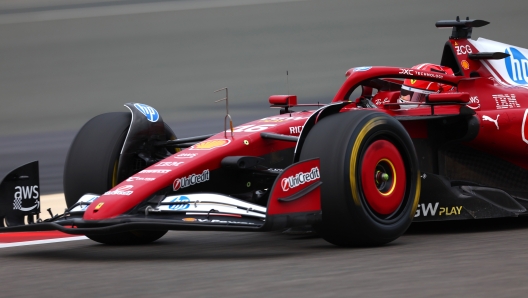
[{"xmin": 287, "ymin": 71, "xmax": 289, "ymax": 95}]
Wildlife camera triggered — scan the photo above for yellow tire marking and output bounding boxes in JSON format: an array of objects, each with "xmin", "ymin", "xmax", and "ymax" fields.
[
  {"xmin": 410, "ymin": 172, "xmax": 421, "ymax": 219},
  {"xmin": 349, "ymin": 117, "xmax": 386, "ymax": 206},
  {"xmin": 378, "ymin": 158, "xmax": 396, "ymax": 196}
]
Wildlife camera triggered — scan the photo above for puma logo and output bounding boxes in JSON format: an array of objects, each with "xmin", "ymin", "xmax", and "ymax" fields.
[{"xmin": 482, "ymin": 114, "xmax": 500, "ymax": 130}]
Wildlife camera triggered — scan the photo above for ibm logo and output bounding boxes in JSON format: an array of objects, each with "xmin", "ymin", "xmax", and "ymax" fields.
[{"xmin": 505, "ymin": 47, "xmax": 528, "ymax": 85}]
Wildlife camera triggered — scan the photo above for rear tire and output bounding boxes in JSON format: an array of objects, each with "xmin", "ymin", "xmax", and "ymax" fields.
[{"xmin": 300, "ymin": 111, "xmax": 420, "ymax": 247}]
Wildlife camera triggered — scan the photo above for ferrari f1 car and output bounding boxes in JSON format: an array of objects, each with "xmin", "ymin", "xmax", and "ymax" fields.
[{"xmin": 1, "ymin": 18, "xmax": 528, "ymax": 247}]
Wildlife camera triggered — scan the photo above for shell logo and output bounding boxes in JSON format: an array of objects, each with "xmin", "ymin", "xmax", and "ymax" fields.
[
  {"xmin": 461, "ymin": 60, "xmax": 470, "ymax": 70},
  {"xmin": 190, "ymin": 139, "xmax": 231, "ymax": 150}
]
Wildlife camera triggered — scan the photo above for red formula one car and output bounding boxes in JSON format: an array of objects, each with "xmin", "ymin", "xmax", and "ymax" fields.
[{"xmin": 1, "ymin": 18, "xmax": 528, "ymax": 247}]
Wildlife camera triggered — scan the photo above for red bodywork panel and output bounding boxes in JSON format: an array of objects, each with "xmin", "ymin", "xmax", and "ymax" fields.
[
  {"xmin": 84, "ymin": 112, "xmax": 315, "ymax": 220},
  {"xmin": 267, "ymin": 158, "xmax": 321, "ymax": 215},
  {"xmin": 85, "ymin": 33, "xmax": 528, "ymax": 220}
]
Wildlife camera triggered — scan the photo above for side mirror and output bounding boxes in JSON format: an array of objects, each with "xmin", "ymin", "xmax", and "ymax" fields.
[{"xmin": 269, "ymin": 95, "xmax": 298, "ymax": 107}]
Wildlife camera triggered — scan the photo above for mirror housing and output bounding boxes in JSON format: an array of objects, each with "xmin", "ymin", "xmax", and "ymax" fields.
[{"xmin": 269, "ymin": 95, "xmax": 298, "ymax": 107}]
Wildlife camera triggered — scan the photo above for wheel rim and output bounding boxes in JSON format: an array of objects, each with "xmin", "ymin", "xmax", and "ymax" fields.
[{"xmin": 360, "ymin": 139, "xmax": 406, "ymax": 215}]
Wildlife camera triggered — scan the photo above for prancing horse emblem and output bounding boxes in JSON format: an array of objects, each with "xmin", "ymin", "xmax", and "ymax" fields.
[{"xmin": 482, "ymin": 114, "xmax": 500, "ymax": 130}]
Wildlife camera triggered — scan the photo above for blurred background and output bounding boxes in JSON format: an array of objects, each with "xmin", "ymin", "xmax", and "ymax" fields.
[{"xmin": 1, "ymin": 0, "xmax": 527, "ymax": 194}]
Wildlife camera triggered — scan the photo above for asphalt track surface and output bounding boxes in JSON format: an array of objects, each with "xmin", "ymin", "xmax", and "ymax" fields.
[{"xmin": 2, "ymin": 0, "xmax": 528, "ymax": 296}]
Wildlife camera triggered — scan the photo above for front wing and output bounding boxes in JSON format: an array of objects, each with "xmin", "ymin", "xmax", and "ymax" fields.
[{"xmin": 0, "ymin": 159, "xmax": 322, "ymax": 235}]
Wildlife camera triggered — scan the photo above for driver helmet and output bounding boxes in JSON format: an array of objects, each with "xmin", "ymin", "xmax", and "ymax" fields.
[{"xmin": 398, "ymin": 63, "xmax": 454, "ymax": 108}]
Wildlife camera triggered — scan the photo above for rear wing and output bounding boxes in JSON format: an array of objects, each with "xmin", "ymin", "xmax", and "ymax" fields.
[{"xmin": 435, "ymin": 17, "xmax": 489, "ymax": 39}]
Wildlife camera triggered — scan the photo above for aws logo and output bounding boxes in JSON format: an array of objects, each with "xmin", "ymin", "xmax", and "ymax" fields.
[
  {"xmin": 505, "ymin": 47, "xmax": 528, "ymax": 84},
  {"xmin": 13, "ymin": 185, "xmax": 40, "ymax": 211}
]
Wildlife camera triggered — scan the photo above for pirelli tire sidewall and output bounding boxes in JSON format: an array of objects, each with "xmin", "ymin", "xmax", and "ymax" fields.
[
  {"xmin": 300, "ymin": 110, "xmax": 420, "ymax": 246},
  {"xmin": 344, "ymin": 112, "xmax": 420, "ymax": 241}
]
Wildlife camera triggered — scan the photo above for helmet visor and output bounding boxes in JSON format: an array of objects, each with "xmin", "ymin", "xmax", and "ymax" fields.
[{"xmin": 400, "ymin": 87, "xmax": 431, "ymax": 103}]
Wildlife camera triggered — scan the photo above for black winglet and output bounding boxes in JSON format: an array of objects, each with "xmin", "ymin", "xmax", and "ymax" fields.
[
  {"xmin": 436, "ymin": 16, "xmax": 490, "ymax": 39},
  {"xmin": 468, "ymin": 52, "xmax": 510, "ymax": 60}
]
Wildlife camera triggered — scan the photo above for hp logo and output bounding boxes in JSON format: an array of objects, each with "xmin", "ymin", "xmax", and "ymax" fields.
[
  {"xmin": 134, "ymin": 103, "xmax": 159, "ymax": 122},
  {"xmin": 168, "ymin": 196, "xmax": 190, "ymax": 210},
  {"xmin": 505, "ymin": 47, "xmax": 528, "ymax": 84}
]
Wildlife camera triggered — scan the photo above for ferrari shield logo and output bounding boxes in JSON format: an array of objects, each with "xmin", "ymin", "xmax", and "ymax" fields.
[{"xmin": 94, "ymin": 202, "xmax": 104, "ymax": 211}]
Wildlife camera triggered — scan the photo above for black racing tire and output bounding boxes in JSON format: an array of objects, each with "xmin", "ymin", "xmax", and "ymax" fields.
[
  {"xmin": 86, "ymin": 230, "xmax": 168, "ymax": 245},
  {"xmin": 63, "ymin": 112, "xmax": 171, "ymax": 245},
  {"xmin": 63, "ymin": 112, "xmax": 131, "ymax": 208},
  {"xmin": 299, "ymin": 110, "xmax": 420, "ymax": 247}
]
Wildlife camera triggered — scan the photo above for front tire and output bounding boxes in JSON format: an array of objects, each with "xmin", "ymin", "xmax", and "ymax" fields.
[
  {"xmin": 63, "ymin": 112, "xmax": 131, "ymax": 208},
  {"xmin": 64, "ymin": 112, "xmax": 169, "ymax": 245},
  {"xmin": 300, "ymin": 111, "xmax": 420, "ymax": 247}
]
